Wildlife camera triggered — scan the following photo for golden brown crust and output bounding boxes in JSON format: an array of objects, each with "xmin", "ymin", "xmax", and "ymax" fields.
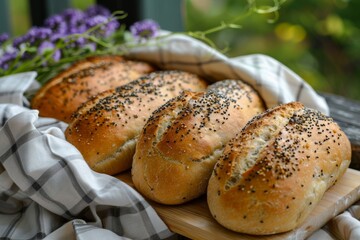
[
  {"xmin": 207, "ymin": 102, "xmax": 351, "ymax": 235},
  {"xmin": 65, "ymin": 70, "xmax": 208, "ymax": 175},
  {"xmin": 31, "ymin": 55, "xmax": 156, "ymax": 122},
  {"xmin": 131, "ymin": 80, "xmax": 265, "ymax": 204},
  {"xmin": 31, "ymin": 55, "xmax": 124, "ymax": 108},
  {"xmin": 207, "ymin": 79, "xmax": 267, "ymax": 108}
]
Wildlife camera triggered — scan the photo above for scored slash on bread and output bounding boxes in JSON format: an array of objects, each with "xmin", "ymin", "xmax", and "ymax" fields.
[
  {"xmin": 207, "ymin": 101, "xmax": 351, "ymax": 235},
  {"xmin": 65, "ymin": 70, "xmax": 208, "ymax": 175},
  {"xmin": 31, "ymin": 55, "xmax": 156, "ymax": 122},
  {"xmin": 131, "ymin": 80, "xmax": 265, "ymax": 205}
]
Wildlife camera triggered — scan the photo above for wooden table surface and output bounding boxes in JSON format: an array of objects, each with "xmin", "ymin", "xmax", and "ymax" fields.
[{"xmin": 321, "ymin": 93, "xmax": 360, "ymax": 170}]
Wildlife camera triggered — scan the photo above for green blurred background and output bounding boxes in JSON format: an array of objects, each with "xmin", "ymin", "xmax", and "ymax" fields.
[
  {"xmin": 6, "ymin": 0, "xmax": 360, "ymax": 101},
  {"xmin": 185, "ymin": 0, "xmax": 360, "ymax": 101}
]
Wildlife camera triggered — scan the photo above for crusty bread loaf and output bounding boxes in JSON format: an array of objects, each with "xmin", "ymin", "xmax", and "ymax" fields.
[
  {"xmin": 207, "ymin": 101, "xmax": 351, "ymax": 235},
  {"xmin": 65, "ymin": 70, "xmax": 208, "ymax": 175},
  {"xmin": 31, "ymin": 55, "xmax": 156, "ymax": 122},
  {"xmin": 131, "ymin": 80, "xmax": 265, "ymax": 205}
]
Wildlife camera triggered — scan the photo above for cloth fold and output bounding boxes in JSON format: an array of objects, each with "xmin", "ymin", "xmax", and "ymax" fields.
[
  {"xmin": 0, "ymin": 34, "xmax": 358, "ymax": 239},
  {"xmin": 126, "ymin": 34, "xmax": 329, "ymax": 115}
]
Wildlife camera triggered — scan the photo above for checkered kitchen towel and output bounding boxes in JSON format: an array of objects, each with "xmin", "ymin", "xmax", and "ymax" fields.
[
  {"xmin": 0, "ymin": 73, "xmax": 173, "ymax": 239},
  {"xmin": 0, "ymin": 34, "xmax": 358, "ymax": 240}
]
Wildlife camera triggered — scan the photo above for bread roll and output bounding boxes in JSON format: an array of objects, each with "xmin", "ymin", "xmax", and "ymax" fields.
[
  {"xmin": 31, "ymin": 55, "xmax": 156, "ymax": 122},
  {"xmin": 132, "ymin": 80, "xmax": 265, "ymax": 205},
  {"xmin": 65, "ymin": 70, "xmax": 208, "ymax": 175},
  {"xmin": 207, "ymin": 102, "xmax": 351, "ymax": 235}
]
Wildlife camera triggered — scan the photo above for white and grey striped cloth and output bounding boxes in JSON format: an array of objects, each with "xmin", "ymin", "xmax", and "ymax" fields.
[
  {"xmin": 0, "ymin": 74, "xmax": 173, "ymax": 239},
  {"xmin": 126, "ymin": 33, "xmax": 329, "ymax": 115},
  {"xmin": 0, "ymin": 35, "xmax": 359, "ymax": 240}
]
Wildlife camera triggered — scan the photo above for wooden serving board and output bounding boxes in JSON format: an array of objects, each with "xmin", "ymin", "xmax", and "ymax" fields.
[{"xmin": 116, "ymin": 168, "xmax": 360, "ymax": 240}]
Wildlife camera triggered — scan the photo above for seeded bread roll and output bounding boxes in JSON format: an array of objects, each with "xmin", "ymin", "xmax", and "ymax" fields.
[
  {"xmin": 65, "ymin": 70, "xmax": 208, "ymax": 175},
  {"xmin": 207, "ymin": 102, "xmax": 351, "ymax": 235},
  {"xmin": 131, "ymin": 80, "xmax": 265, "ymax": 205},
  {"xmin": 31, "ymin": 55, "xmax": 156, "ymax": 122}
]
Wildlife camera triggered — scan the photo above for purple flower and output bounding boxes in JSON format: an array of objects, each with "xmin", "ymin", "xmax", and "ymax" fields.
[
  {"xmin": 52, "ymin": 49, "xmax": 61, "ymax": 62},
  {"xmin": 130, "ymin": 19, "xmax": 160, "ymax": 40},
  {"xmin": 0, "ymin": 51, "xmax": 18, "ymax": 70},
  {"xmin": 85, "ymin": 15, "xmax": 118, "ymax": 37},
  {"xmin": 62, "ymin": 8, "xmax": 85, "ymax": 22},
  {"xmin": 74, "ymin": 37, "xmax": 87, "ymax": 47},
  {"xmin": 26, "ymin": 27, "xmax": 52, "ymax": 45},
  {"xmin": 12, "ymin": 27, "xmax": 51, "ymax": 48},
  {"xmin": 13, "ymin": 35, "xmax": 29, "ymax": 48},
  {"xmin": 37, "ymin": 41, "xmax": 61, "ymax": 62},
  {"xmin": 86, "ymin": 15, "xmax": 108, "ymax": 29},
  {"xmin": 2, "ymin": 5, "xmax": 120, "ymax": 72},
  {"xmin": 0, "ymin": 33, "xmax": 9, "ymax": 45},
  {"xmin": 62, "ymin": 8, "xmax": 86, "ymax": 33},
  {"xmin": 63, "ymin": 35, "xmax": 87, "ymax": 49},
  {"xmin": 85, "ymin": 5, "xmax": 111, "ymax": 17},
  {"xmin": 38, "ymin": 41, "xmax": 54, "ymax": 54},
  {"xmin": 67, "ymin": 24, "xmax": 87, "ymax": 34},
  {"xmin": 105, "ymin": 20, "xmax": 120, "ymax": 36},
  {"xmin": 50, "ymin": 33, "xmax": 65, "ymax": 42},
  {"xmin": 44, "ymin": 14, "xmax": 67, "ymax": 34}
]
